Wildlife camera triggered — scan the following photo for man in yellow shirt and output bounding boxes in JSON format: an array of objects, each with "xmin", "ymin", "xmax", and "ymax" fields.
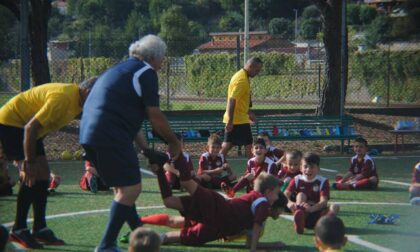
[
  {"xmin": 0, "ymin": 77, "xmax": 96, "ymax": 249},
  {"xmin": 221, "ymin": 57, "xmax": 263, "ymax": 158}
]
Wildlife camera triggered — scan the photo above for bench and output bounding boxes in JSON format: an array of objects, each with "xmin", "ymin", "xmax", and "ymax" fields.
[
  {"xmin": 143, "ymin": 115, "xmax": 360, "ymax": 152},
  {"xmin": 389, "ymin": 129, "xmax": 420, "ymax": 153}
]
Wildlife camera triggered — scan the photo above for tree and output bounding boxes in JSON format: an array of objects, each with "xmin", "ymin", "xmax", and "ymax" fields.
[
  {"xmin": 359, "ymin": 5, "xmax": 377, "ymax": 25},
  {"xmin": 300, "ymin": 18, "xmax": 321, "ymax": 39},
  {"xmin": 364, "ymin": 15, "xmax": 392, "ymax": 48},
  {"xmin": 311, "ymin": 0, "xmax": 345, "ymax": 116},
  {"xmin": 0, "ymin": 5, "xmax": 19, "ymax": 60},
  {"xmin": 347, "ymin": 4, "xmax": 361, "ymax": 25},
  {"xmin": 302, "ymin": 4, "xmax": 320, "ymax": 19},
  {"xmin": 268, "ymin": 17, "xmax": 292, "ymax": 37},
  {"xmin": 219, "ymin": 11, "xmax": 243, "ymax": 31},
  {"xmin": 159, "ymin": 5, "xmax": 192, "ymax": 56}
]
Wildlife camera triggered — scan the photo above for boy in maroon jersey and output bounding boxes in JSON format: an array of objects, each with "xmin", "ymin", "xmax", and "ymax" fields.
[
  {"xmin": 196, "ymin": 134, "xmax": 236, "ymax": 189},
  {"xmin": 142, "ymin": 148, "xmax": 283, "ymax": 251},
  {"xmin": 277, "ymin": 150, "xmax": 302, "ymax": 192},
  {"xmin": 409, "ymin": 161, "xmax": 420, "ymax": 205},
  {"xmin": 285, "ymin": 152, "xmax": 339, "ymax": 234},
  {"xmin": 222, "ymin": 138, "xmax": 278, "ymax": 198},
  {"xmin": 333, "ymin": 137, "xmax": 379, "ymax": 190},
  {"xmin": 164, "ymin": 133, "xmax": 195, "ymax": 190},
  {"xmin": 257, "ymin": 132, "xmax": 284, "ymax": 165}
]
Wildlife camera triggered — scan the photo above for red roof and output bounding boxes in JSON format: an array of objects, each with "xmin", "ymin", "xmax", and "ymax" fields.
[{"xmin": 198, "ymin": 39, "xmax": 269, "ymax": 50}]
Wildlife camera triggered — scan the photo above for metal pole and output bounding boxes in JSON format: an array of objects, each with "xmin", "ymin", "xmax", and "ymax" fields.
[
  {"xmin": 20, "ymin": 0, "xmax": 30, "ymax": 91},
  {"xmin": 294, "ymin": 9, "xmax": 298, "ymax": 58},
  {"xmin": 236, "ymin": 34, "xmax": 240, "ymax": 70},
  {"xmin": 244, "ymin": 0, "xmax": 249, "ymax": 65},
  {"xmin": 386, "ymin": 44, "xmax": 390, "ymax": 107},
  {"xmin": 340, "ymin": 0, "xmax": 347, "ymax": 118}
]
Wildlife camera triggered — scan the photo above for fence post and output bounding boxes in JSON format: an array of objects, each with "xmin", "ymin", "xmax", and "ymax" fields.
[
  {"xmin": 166, "ymin": 59, "xmax": 170, "ymax": 110},
  {"xmin": 236, "ymin": 34, "xmax": 240, "ymax": 70},
  {"xmin": 20, "ymin": 0, "xmax": 30, "ymax": 91},
  {"xmin": 386, "ymin": 44, "xmax": 391, "ymax": 107}
]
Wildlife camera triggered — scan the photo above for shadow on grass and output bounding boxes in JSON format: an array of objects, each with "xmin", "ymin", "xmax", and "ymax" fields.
[
  {"xmin": 377, "ymin": 186, "xmax": 408, "ymax": 193},
  {"xmin": 347, "ymin": 227, "xmax": 420, "ymax": 237}
]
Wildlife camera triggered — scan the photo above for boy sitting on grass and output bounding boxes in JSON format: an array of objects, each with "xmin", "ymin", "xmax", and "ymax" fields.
[
  {"xmin": 196, "ymin": 134, "xmax": 236, "ymax": 189},
  {"xmin": 143, "ymin": 148, "xmax": 285, "ymax": 251},
  {"xmin": 409, "ymin": 161, "xmax": 420, "ymax": 205},
  {"xmin": 285, "ymin": 152, "xmax": 339, "ymax": 234},
  {"xmin": 257, "ymin": 132, "xmax": 284, "ymax": 165},
  {"xmin": 222, "ymin": 138, "xmax": 278, "ymax": 198},
  {"xmin": 314, "ymin": 215, "xmax": 347, "ymax": 252},
  {"xmin": 333, "ymin": 137, "xmax": 379, "ymax": 190},
  {"xmin": 277, "ymin": 150, "xmax": 302, "ymax": 192}
]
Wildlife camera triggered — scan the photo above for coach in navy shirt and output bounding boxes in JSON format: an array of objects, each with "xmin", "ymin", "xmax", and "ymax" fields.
[{"xmin": 80, "ymin": 35, "xmax": 181, "ymax": 252}]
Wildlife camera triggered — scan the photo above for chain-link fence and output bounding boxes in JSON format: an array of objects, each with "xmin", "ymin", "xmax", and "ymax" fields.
[
  {"xmin": 2, "ymin": 37, "xmax": 419, "ymax": 110},
  {"xmin": 1, "ymin": 33, "xmax": 419, "ymax": 159}
]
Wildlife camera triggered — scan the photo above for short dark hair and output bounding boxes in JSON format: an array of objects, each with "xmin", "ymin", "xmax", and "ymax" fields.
[
  {"xmin": 354, "ymin": 137, "xmax": 368, "ymax": 146},
  {"xmin": 286, "ymin": 150, "xmax": 303, "ymax": 161},
  {"xmin": 303, "ymin": 152, "xmax": 320, "ymax": 166},
  {"xmin": 129, "ymin": 227, "xmax": 160, "ymax": 252},
  {"xmin": 247, "ymin": 57, "xmax": 263, "ymax": 66},
  {"xmin": 271, "ymin": 192, "xmax": 288, "ymax": 209},
  {"xmin": 253, "ymin": 137, "xmax": 266, "ymax": 149},
  {"xmin": 315, "ymin": 215, "xmax": 346, "ymax": 248},
  {"xmin": 257, "ymin": 132, "xmax": 269, "ymax": 138},
  {"xmin": 79, "ymin": 76, "xmax": 98, "ymax": 90},
  {"xmin": 208, "ymin": 133, "xmax": 222, "ymax": 146}
]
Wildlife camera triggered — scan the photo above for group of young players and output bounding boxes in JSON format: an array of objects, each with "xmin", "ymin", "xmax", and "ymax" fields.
[{"xmin": 116, "ymin": 132, "xmax": 385, "ymax": 251}]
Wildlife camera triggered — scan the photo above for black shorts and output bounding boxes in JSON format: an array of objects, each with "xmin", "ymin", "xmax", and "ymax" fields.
[
  {"xmin": 305, "ymin": 208, "xmax": 329, "ymax": 229},
  {"xmin": 0, "ymin": 124, "xmax": 45, "ymax": 160},
  {"xmin": 224, "ymin": 123, "xmax": 253, "ymax": 146},
  {"xmin": 82, "ymin": 144, "xmax": 141, "ymax": 187}
]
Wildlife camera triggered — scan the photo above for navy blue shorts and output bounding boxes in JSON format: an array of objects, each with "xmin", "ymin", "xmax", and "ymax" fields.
[
  {"xmin": 0, "ymin": 124, "xmax": 45, "ymax": 160},
  {"xmin": 82, "ymin": 144, "xmax": 141, "ymax": 187}
]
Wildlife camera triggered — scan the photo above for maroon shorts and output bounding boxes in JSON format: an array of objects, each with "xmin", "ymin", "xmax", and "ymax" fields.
[
  {"xmin": 179, "ymin": 186, "xmax": 228, "ymax": 227},
  {"xmin": 180, "ymin": 220, "xmax": 221, "ymax": 245}
]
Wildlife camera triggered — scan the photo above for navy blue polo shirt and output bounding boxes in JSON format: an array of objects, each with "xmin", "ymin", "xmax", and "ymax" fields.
[{"xmin": 80, "ymin": 57, "xmax": 159, "ymax": 147}]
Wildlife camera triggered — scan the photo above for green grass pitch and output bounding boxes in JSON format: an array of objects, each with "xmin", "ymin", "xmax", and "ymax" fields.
[{"xmin": 1, "ymin": 155, "xmax": 419, "ymax": 251}]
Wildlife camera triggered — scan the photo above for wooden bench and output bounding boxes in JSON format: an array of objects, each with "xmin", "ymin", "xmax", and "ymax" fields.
[
  {"xmin": 389, "ymin": 129, "xmax": 420, "ymax": 152},
  {"xmin": 143, "ymin": 115, "xmax": 360, "ymax": 152}
]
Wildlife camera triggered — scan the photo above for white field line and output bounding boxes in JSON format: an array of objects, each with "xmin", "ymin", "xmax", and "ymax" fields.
[
  {"xmin": 279, "ymin": 215, "xmax": 398, "ymax": 252},
  {"xmin": 331, "ymin": 201, "xmax": 410, "ymax": 206},
  {"xmin": 2, "ymin": 202, "xmax": 402, "ymax": 252},
  {"xmin": 381, "ymin": 179, "xmax": 411, "ymax": 187},
  {"xmin": 2, "ymin": 205, "xmax": 165, "ymax": 228},
  {"xmin": 320, "ymin": 167, "xmax": 338, "ymax": 173},
  {"xmin": 140, "ymin": 168, "xmax": 156, "ymax": 177},
  {"xmin": 347, "ymin": 235, "xmax": 397, "ymax": 252}
]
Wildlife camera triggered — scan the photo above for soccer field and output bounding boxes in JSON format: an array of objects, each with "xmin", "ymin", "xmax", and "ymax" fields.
[{"xmin": 1, "ymin": 155, "xmax": 419, "ymax": 252}]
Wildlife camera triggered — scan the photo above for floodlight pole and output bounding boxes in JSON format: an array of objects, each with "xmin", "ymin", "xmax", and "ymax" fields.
[
  {"xmin": 340, "ymin": 0, "xmax": 347, "ymax": 118},
  {"xmin": 294, "ymin": 9, "xmax": 298, "ymax": 57},
  {"xmin": 244, "ymin": 0, "xmax": 249, "ymax": 65},
  {"xmin": 20, "ymin": 0, "xmax": 30, "ymax": 91}
]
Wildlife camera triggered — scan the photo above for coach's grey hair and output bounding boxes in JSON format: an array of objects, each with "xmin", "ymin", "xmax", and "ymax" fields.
[
  {"xmin": 78, "ymin": 76, "xmax": 98, "ymax": 90},
  {"xmin": 246, "ymin": 57, "xmax": 263, "ymax": 66},
  {"xmin": 129, "ymin": 35, "xmax": 167, "ymax": 62}
]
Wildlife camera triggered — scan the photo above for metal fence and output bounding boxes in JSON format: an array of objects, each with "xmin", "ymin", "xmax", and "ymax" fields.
[{"xmin": 1, "ymin": 37, "xmax": 419, "ymax": 110}]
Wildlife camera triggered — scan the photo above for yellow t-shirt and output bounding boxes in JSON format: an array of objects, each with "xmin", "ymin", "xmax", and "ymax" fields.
[
  {"xmin": 0, "ymin": 83, "xmax": 81, "ymax": 139},
  {"xmin": 223, "ymin": 68, "xmax": 250, "ymax": 124}
]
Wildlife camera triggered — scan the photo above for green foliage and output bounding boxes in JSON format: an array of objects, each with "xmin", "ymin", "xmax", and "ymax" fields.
[
  {"xmin": 268, "ymin": 18, "xmax": 292, "ymax": 37},
  {"xmin": 351, "ymin": 50, "xmax": 420, "ymax": 103},
  {"xmin": 219, "ymin": 11, "xmax": 243, "ymax": 31},
  {"xmin": 300, "ymin": 18, "xmax": 321, "ymax": 39},
  {"xmin": 364, "ymin": 15, "xmax": 392, "ymax": 48},
  {"xmin": 302, "ymin": 5, "xmax": 320, "ymax": 19},
  {"xmin": 359, "ymin": 5, "xmax": 377, "ymax": 25},
  {"xmin": 347, "ymin": 4, "xmax": 361, "ymax": 25},
  {"xmin": 159, "ymin": 5, "xmax": 194, "ymax": 56},
  {"xmin": 184, "ymin": 52, "xmax": 314, "ymax": 99}
]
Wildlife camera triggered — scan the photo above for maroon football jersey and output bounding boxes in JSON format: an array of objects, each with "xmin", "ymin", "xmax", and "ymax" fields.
[
  {"xmin": 198, "ymin": 152, "xmax": 226, "ymax": 176},
  {"xmin": 348, "ymin": 154, "xmax": 378, "ymax": 178},
  {"xmin": 286, "ymin": 174, "xmax": 330, "ymax": 205},
  {"xmin": 412, "ymin": 162, "xmax": 420, "ymax": 183},
  {"xmin": 266, "ymin": 145, "xmax": 284, "ymax": 162},
  {"xmin": 246, "ymin": 157, "xmax": 278, "ymax": 177},
  {"xmin": 277, "ymin": 165, "xmax": 301, "ymax": 181}
]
